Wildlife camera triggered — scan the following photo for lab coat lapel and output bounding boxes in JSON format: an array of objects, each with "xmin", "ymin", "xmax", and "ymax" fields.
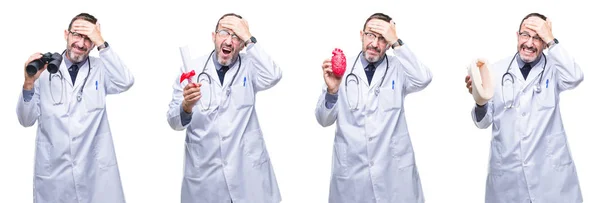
[
  {"xmin": 352, "ymin": 55, "xmax": 370, "ymax": 90},
  {"xmin": 368, "ymin": 56, "xmax": 387, "ymax": 92},
  {"xmin": 509, "ymin": 59, "xmax": 525, "ymax": 84},
  {"xmin": 206, "ymin": 55, "xmax": 222, "ymax": 89},
  {"xmin": 221, "ymin": 56, "xmax": 241, "ymax": 90},
  {"xmin": 523, "ymin": 60, "xmax": 543, "ymax": 89},
  {"xmin": 72, "ymin": 59, "xmax": 91, "ymax": 92},
  {"xmin": 58, "ymin": 61, "xmax": 73, "ymax": 88}
]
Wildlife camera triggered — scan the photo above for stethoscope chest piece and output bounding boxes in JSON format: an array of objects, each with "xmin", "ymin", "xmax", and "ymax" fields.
[{"xmin": 533, "ymin": 85, "xmax": 542, "ymax": 93}]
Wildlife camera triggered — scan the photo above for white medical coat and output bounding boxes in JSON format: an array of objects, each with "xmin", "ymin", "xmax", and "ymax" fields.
[
  {"xmin": 472, "ymin": 43, "xmax": 584, "ymax": 203},
  {"xmin": 315, "ymin": 45, "xmax": 432, "ymax": 203},
  {"xmin": 167, "ymin": 44, "xmax": 282, "ymax": 203},
  {"xmin": 16, "ymin": 47, "xmax": 134, "ymax": 203}
]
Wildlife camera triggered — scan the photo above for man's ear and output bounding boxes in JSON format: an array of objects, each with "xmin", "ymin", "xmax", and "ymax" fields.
[{"xmin": 360, "ymin": 30, "xmax": 364, "ymax": 41}]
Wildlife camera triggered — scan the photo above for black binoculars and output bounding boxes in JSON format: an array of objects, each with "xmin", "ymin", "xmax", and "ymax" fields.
[{"xmin": 26, "ymin": 52, "xmax": 63, "ymax": 76}]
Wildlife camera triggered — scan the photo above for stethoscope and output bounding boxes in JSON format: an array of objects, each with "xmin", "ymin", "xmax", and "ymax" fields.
[
  {"xmin": 49, "ymin": 50, "xmax": 91, "ymax": 105},
  {"xmin": 501, "ymin": 52, "xmax": 547, "ymax": 109},
  {"xmin": 196, "ymin": 50, "xmax": 241, "ymax": 111},
  {"xmin": 344, "ymin": 51, "xmax": 389, "ymax": 111}
]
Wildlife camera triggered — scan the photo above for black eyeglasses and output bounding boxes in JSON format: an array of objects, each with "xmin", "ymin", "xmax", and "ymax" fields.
[
  {"xmin": 216, "ymin": 29, "xmax": 241, "ymax": 43},
  {"xmin": 69, "ymin": 31, "xmax": 91, "ymax": 42},
  {"xmin": 518, "ymin": 32, "xmax": 543, "ymax": 43},
  {"xmin": 363, "ymin": 32, "xmax": 386, "ymax": 43}
]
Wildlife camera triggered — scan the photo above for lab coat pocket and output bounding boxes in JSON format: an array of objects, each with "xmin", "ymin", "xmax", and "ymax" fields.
[
  {"xmin": 34, "ymin": 141, "xmax": 52, "ymax": 177},
  {"xmin": 231, "ymin": 85, "xmax": 254, "ymax": 110},
  {"xmin": 93, "ymin": 133, "xmax": 117, "ymax": 169},
  {"xmin": 184, "ymin": 142, "xmax": 202, "ymax": 170},
  {"xmin": 83, "ymin": 83, "xmax": 106, "ymax": 113},
  {"xmin": 379, "ymin": 88, "xmax": 402, "ymax": 112},
  {"xmin": 545, "ymin": 131, "xmax": 573, "ymax": 171},
  {"xmin": 489, "ymin": 140, "xmax": 504, "ymax": 176},
  {"xmin": 390, "ymin": 132, "xmax": 415, "ymax": 170},
  {"xmin": 333, "ymin": 143, "xmax": 349, "ymax": 177},
  {"xmin": 535, "ymin": 85, "xmax": 556, "ymax": 111},
  {"xmin": 243, "ymin": 129, "xmax": 269, "ymax": 168}
]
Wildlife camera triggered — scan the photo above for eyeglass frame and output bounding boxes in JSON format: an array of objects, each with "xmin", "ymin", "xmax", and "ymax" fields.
[
  {"xmin": 518, "ymin": 31, "xmax": 543, "ymax": 43},
  {"xmin": 215, "ymin": 29, "xmax": 241, "ymax": 43},
  {"xmin": 68, "ymin": 31, "xmax": 92, "ymax": 42},
  {"xmin": 363, "ymin": 32, "xmax": 386, "ymax": 43}
]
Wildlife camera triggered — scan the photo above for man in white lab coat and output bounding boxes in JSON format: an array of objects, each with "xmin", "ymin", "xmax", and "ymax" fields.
[
  {"xmin": 16, "ymin": 13, "xmax": 134, "ymax": 203},
  {"xmin": 167, "ymin": 13, "xmax": 282, "ymax": 203},
  {"xmin": 315, "ymin": 13, "xmax": 433, "ymax": 203},
  {"xmin": 465, "ymin": 13, "xmax": 584, "ymax": 203}
]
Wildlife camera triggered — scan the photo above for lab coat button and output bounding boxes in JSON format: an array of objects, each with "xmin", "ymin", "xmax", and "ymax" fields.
[
  {"xmin": 72, "ymin": 137, "xmax": 76, "ymax": 142},
  {"xmin": 522, "ymin": 112, "xmax": 527, "ymax": 117},
  {"xmin": 368, "ymin": 137, "xmax": 373, "ymax": 141},
  {"xmin": 221, "ymin": 137, "xmax": 226, "ymax": 141},
  {"xmin": 369, "ymin": 161, "xmax": 374, "ymax": 166},
  {"xmin": 223, "ymin": 161, "xmax": 228, "ymax": 166}
]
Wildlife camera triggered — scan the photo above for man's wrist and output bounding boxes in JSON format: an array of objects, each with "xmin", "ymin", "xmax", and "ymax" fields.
[
  {"xmin": 23, "ymin": 80, "xmax": 34, "ymax": 90},
  {"xmin": 97, "ymin": 40, "xmax": 108, "ymax": 51}
]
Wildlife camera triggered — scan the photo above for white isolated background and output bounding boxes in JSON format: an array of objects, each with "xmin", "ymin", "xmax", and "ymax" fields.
[{"xmin": 0, "ymin": 0, "xmax": 598, "ymax": 202}]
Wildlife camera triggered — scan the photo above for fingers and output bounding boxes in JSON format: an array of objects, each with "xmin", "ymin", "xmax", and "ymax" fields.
[
  {"xmin": 464, "ymin": 75, "xmax": 471, "ymax": 83},
  {"xmin": 322, "ymin": 58, "xmax": 332, "ymax": 70},
  {"xmin": 25, "ymin": 53, "xmax": 43, "ymax": 68},
  {"xmin": 367, "ymin": 20, "xmax": 392, "ymax": 30},
  {"xmin": 39, "ymin": 64, "xmax": 48, "ymax": 73},
  {"xmin": 27, "ymin": 53, "xmax": 42, "ymax": 62},
  {"xmin": 466, "ymin": 81, "xmax": 472, "ymax": 93},
  {"xmin": 183, "ymin": 83, "xmax": 193, "ymax": 91},
  {"xmin": 220, "ymin": 22, "xmax": 235, "ymax": 30},
  {"xmin": 184, "ymin": 82, "xmax": 201, "ymax": 89},
  {"xmin": 185, "ymin": 91, "xmax": 201, "ymax": 101},
  {"xmin": 188, "ymin": 94, "xmax": 201, "ymax": 102},
  {"xmin": 183, "ymin": 83, "xmax": 201, "ymax": 97},
  {"xmin": 220, "ymin": 18, "xmax": 242, "ymax": 29},
  {"xmin": 523, "ymin": 22, "xmax": 538, "ymax": 31}
]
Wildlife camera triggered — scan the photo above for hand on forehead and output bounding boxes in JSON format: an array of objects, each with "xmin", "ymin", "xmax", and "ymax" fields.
[
  {"xmin": 367, "ymin": 19, "xmax": 390, "ymax": 28},
  {"xmin": 521, "ymin": 16, "xmax": 546, "ymax": 33},
  {"xmin": 525, "ymin": 16, "xmax": 545, "ymax": 24},
  {"xmin": 220, "ymin": 16, "xmax": 241, "ymax": 25},
  {"xmin": 72, "ymin": 19, "xmax": 93, "ymax": 28}
]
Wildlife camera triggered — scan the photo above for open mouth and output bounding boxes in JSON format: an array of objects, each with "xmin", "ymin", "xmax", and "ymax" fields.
[
  {"xmin": 520, "ymin": 44, "xmax": 536, "ymax": 56},
  {"xmin": 367, "ymin": 48, "xmax": 379, "ymax": 55},
  {"xmin": 221, "ymin": 46, "xmax": 233, "ymax": 56},
  {"xmin": 72, "ymin": 44, "xmax": 87, "ymax": 54}
]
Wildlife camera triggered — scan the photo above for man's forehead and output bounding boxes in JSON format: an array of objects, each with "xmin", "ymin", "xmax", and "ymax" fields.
[
  {"xmin": 519, "ymin": 25, "xmax": 537, "ymax": 35},
  {"xmin": 215, "ymin": 26, "xmax": 233, "ymax": 32},
  {"xmin": 367, "ymin": 19, "xmax": 387, "ymax": 24},
  {"xmin": 222, "ymin": 16, "xmax": 240, "ymax": 21},
  {"xmin": 72, "ymin": 19, "xmax": 89, "ymax": 24},
  {"xmin": 526, "ymin": 16, "xmax": 544, "ymax": 21}
]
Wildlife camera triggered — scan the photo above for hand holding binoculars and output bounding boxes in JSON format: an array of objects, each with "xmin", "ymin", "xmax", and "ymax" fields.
[{"xmin": 26, "ymin": 52, "xmax": 63, "ymax": 76}]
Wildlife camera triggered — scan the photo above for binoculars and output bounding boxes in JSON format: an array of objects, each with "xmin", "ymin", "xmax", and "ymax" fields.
[{"xmin": 26, "ymin": 52, "xmax": 63, "ymax": 76}]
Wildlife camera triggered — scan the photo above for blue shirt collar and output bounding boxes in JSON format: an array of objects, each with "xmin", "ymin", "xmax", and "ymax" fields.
[
  {"xmin": 360, "ymin": 52, "xmax": 385, "ymax": 69},
  {"xmin": 516, "ymin": 53, "xmax": 542, "ymax": 69},
  {"xmin": 212, "ymin": 51, "xmax": 240, "ymax": 71},
  {"xmin": 62, "ymin": 52, "xmax": 88, "ymax": 70}
]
